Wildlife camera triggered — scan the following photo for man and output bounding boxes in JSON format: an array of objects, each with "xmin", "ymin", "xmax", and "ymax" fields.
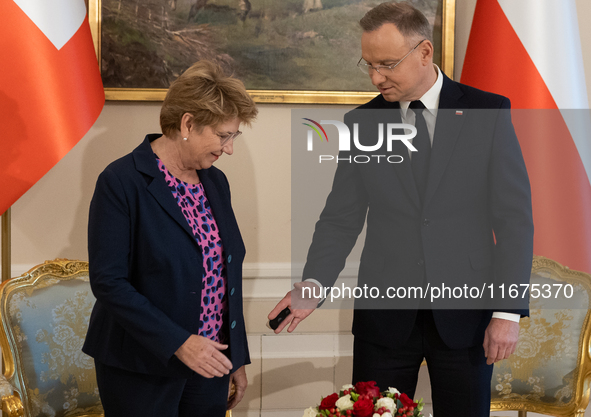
[{"xmin": 269, "ymin": 2, "xmax": 533, "ymax": 416}]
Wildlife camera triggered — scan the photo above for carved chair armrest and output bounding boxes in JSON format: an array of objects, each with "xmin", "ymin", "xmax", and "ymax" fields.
[{"xmin": 0, "ymin": 375, "xmax": 23, "ymax": 417}]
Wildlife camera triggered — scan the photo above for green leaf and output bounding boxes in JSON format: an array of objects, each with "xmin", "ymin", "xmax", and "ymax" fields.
[{"xmin": 416, "ymin": 398, "xmax": 424, "ymax": 411}]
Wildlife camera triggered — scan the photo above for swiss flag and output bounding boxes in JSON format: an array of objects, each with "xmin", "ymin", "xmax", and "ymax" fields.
[
  {"xmin": 461, "ymin": 0, "xmax": 591, "ymax": 273},
  {"xmin": 0, "ymin": 0, "xmax": 105, "ymax": 215}
]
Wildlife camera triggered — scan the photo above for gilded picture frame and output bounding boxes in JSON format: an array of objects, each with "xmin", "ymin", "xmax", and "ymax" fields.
[{"xmin": 88, "ymin": 0, "xmax": 455, "ymax": 104}]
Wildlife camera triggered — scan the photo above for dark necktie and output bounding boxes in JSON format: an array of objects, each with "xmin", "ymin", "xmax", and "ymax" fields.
[{"xmin": 410, "ymin": 100, "xmax": 431, "ymax": 204}]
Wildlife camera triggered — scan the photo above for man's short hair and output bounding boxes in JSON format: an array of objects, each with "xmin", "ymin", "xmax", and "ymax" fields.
[{"xmin": 360, "ymin": 1, "xmax": 432, "ymax": 44}]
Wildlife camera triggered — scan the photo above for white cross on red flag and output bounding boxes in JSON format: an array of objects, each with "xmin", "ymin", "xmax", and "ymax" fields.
[{"xmin": 0, "ymin": 0, "xmax": 105, "ymax": 215}]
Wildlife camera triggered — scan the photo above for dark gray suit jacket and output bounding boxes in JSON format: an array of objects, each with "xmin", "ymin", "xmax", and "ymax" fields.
[{"xmin": 303, "ymin": 73, "xmax": 533, "ymax": 349}]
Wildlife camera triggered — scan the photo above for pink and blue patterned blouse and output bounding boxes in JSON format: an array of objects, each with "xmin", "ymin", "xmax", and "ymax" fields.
[{"xmin": 156, "ymin": 156, "xmax": 228, "ymax": 343}]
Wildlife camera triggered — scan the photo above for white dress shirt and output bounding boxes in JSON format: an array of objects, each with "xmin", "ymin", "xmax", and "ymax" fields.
[{"xmin": 400, "ymin": 64, "xmax": 444, "ymax": 152}]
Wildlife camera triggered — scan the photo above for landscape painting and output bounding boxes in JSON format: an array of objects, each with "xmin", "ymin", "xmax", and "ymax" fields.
[{"xmin": 90, "ymin": 0, "xmax": 453, "ymax": 102}]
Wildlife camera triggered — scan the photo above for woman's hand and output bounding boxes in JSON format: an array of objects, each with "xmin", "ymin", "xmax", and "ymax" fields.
[
  {"xmin": 174, "ymin": 335, "xmax": 233, "ymax": 378},
  {"xmin": 227, "ymin": 365, "xmax": 247, "ymax": 409}
]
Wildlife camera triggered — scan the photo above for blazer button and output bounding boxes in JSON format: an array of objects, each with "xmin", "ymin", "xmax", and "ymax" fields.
[
  {"xmin": 423, "ymin": 219, "xmax": 430, "ymax": 226},
  {"xmin": 230, "ymin": 287, "xmax": 235, "ymax": 296},
  {"xmin": 227, "ymin": 254, "xmax": 233, "ymax": 264},
  {"xmin": 417, "ymin": 259, "xmax": 425, "ymax": 266},
  {"xmin": 231, "ymin": 320, "xmax": 237, "ymax": 329}
]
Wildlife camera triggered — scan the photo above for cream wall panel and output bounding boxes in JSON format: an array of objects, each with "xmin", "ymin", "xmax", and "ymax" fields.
[{"xmin": 8, "ymin": 103, "xmax": 302, "ymax": 268}]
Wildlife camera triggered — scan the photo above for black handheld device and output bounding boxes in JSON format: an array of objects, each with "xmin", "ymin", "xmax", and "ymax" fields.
[{"xmin": 267, "ymin": 307, "xmax": 291, "ymax": 330}]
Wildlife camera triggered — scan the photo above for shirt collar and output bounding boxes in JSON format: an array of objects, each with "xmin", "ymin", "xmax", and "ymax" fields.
[{"xmin": 399, "ymin": 64, "xmax": 443, "ymax": 117}]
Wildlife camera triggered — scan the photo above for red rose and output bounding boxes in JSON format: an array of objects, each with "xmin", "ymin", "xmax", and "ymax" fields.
[
  {"xmin": 319, "ymin": 393, "xmax": 339, "ymax": 410},
  {"xmin": 353, "ymin": 398, "xmax": 374, "ymax": 417},
  {"xmin": 354, "ymin": 381, "xmax": 381, "ymax": 397},
  {"xmin": 398, "ymin": 393, "xmax": 416, "ymax": 408}
]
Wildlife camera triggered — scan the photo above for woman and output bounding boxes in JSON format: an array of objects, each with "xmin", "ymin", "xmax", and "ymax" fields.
[{"xmin": 83, "ymin": 60, "xmax": 257, "ymax": 417}]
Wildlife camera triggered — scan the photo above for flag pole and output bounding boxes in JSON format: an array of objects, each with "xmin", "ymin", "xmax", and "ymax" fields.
[{"xmin": 1, "ymin": 208, "xmax": 11, "ymax": 282}]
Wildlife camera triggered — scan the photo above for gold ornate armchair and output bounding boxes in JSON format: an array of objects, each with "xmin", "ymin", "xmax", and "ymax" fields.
[
  {"xmin": 0, "ymin": 259, "xmax": 102, "ymax": 417},
  {"xmin": 491, "ymin": 256, "xmax": 591, "ymax": 416},
  {"xmin": 0, "ymin": 259, "xmax": 234, "ymax": 417}
]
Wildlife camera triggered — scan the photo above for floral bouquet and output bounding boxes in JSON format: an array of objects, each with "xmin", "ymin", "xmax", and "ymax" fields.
[{"xmin": 303, "ymin": 381, "xmax": 425, "ymax": 417}]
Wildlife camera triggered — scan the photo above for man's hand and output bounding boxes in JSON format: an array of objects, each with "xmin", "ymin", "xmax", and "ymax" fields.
[
  {"xmin": 483, "ymin": 318, "xmax": 520, "ymax": 365},
  {"xmin": 174, "ymin": 334, "xmax": 233, "ymax": 378},
  {"xmin": 268, "ymin": 281, "xmax": 321, "ymax": 334},
  {"xmin": 227, "ymin": 365, "xmax": 247, "ymax": 409}
]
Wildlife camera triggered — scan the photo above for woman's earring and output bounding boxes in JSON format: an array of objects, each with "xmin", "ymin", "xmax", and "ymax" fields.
[{"xmin": 183, "ymin": 137, "xmax": 188, "ymax": 141}]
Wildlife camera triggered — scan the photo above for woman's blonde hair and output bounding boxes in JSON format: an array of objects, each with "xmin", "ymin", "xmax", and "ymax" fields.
[{"xmin": 160, "ymin": 60, "xmax": 258, "ymax": 136}]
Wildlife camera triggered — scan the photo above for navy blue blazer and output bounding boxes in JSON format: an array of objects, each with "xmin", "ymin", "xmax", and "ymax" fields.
[
  {"xmin": 303, "ymin": 73, "xmax": 534, "ymax": 349},
  {"xmin": 83, "ymin": 134, "xmax": 249, "ymax": 377}
]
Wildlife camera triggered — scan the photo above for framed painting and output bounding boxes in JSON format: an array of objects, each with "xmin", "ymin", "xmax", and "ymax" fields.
[{"xmin": 88, "ymin": 0, "xmax": 455, "ymax": 104}]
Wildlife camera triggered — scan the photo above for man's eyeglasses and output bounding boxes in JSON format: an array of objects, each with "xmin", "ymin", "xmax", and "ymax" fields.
[
  {"xmin": 217, "ymin": 130, "xmax": 242, "ymax": 146},
  {"xmin": 357, "ymin": 39, "xmax": 426, "ymax": 76}
]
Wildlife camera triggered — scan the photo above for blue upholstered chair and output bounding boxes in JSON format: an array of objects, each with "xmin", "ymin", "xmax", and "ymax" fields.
[
  {"xmin": 490, "ymin": 256, "xmax": 591, "ymax": 417},
  {"xmin": 0, "ymin": 259, "xmax": 102, "ymax": 417}
]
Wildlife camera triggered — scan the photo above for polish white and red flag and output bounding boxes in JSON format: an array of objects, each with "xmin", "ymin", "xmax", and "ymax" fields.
[
  {"xmin": 462, "ymin": 0, "xmax": 591, "ymax": 273},
  {"xmin": 0, "ymin": 0, "xmax": 104, "ymax": 215}
]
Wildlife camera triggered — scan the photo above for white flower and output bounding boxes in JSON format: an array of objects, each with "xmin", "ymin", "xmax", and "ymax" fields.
[
  {"xmin": 373, "ymin": 414, "xmax": 381, "ymax": 417},
  {"xmin": 376, "ymin": 397, "xmax": 395, "ymax": 412},
  {"xmin": 383, "ymin": 413, "xmax": 393, "ymax": 417},
  {"xmin": 302, "ymin": 407, "xmax": 318, "ymax": 417},
  {"xmin": 387, "ymin": 387, "xmax": 400, "ymax": 395},
  {"xmin": 495, "ymin": 384, "xmax": 503, "ymax": 391},
  {"xmin": 341, "ymin": 384, "xmax": 355, "ymax": 391},
  {"xmin": 335, "ymin": 394, "xmax": 354, "ymax": 410}
]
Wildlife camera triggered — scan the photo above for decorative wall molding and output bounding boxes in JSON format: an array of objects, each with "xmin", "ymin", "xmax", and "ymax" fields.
[
  {"xmin": 243, "ymin": 262, "xmax": 359, "ymax": 299},
  {"xmin": 12, "ymin": 262, "xmax": 361, "ymax": 300},
  {"xmin": 243, "ymin": 262, "xmax": 360, "ymax": 279},
  {"xmin": 248, "ymin": 333, "xmax": 354, "ymax": 360}
]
